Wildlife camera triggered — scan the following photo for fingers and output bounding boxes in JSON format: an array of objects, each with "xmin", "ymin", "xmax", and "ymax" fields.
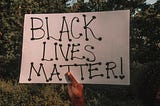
[{"xmin": 66, "ymin": 72, "xmax": 78, "ymax": 86}]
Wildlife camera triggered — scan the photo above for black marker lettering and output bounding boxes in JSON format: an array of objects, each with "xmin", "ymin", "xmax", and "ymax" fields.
[
  {"xmin": 84, "ymin": 45, "xmax": 96, "ymax": 62},
  {"xmin": 71, "ymin": 17, "xmax": 83, "ymax": 39},
  {"xmin": 28, "ymin": 62, "xmax": 49, "ymax": 82},
  {"xmin": 59, "ymin": 44, "xmax": 71, "ymax": 61},
  {"xmin": 59, "ymin": 64, "xmax": 74, "ymax": 72},
  {"xmin": 30, "ymin": 17, "xmax": 45, "ymax": 40},
  {"xmin": 49, "ymin": 64, "xmax": 62, "ymax": 81},
  {"xmin": 71, "ymin": 43, "xmax": 85, "ymax": 60},
  {"xmin": 82, "ymin": 15, "xmax": 102, "ymax": 41},
  {"xmin": 41, "ymin": 42, "xmax": 53, "ymax": 61},
  {"xmin": 59, "ymin": 16, "xmax": 72, "ymax": 42},
  {"xmin": 105, "ymin": 62, "xmax": 118, "ymax": 79},
  {"xmin": 45, "ymin": 17, "xmax": 59, "ymax": 41},
  {"xmin": 119, "ymin": 57, "xmax": 125, "ymax": 80},
  {"xmin": 88, "ymin": 62, "xmax": 103, "ymax": 79},
  {"xmin": 74, "ymin": 63, "xmax": 88, "ymax": 80},
  {"xmin": 54, "ymin": 43, "xmax": 58, "ymax": 60}
]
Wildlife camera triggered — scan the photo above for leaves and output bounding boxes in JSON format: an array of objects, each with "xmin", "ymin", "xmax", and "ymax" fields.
[
  {"xmin": 0, "ymin": 0, "xmax": 159, "ymax": 105},
  {"xmin": 0, "ymin": 80, "xmax": 70, "ymax": 106}
]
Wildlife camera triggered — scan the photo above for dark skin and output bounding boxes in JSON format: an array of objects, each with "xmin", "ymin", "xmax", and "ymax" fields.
[
  {"xmin": 66, "ymin": 72, "xmax": 84, "ymax": 106},
  {"xmin": 65, "ymin": 71, "xmax": 160, "ymax": 106}
]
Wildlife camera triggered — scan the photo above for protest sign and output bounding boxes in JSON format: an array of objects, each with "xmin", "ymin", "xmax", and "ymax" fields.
[{"xmin": 19, "ymin": 10, "xmax": 130, "ymax": 84}]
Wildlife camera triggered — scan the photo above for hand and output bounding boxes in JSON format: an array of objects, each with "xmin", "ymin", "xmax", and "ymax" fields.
[{"xmin": 66, "ymin": 72, "xmax": 84, "ymax": 106}]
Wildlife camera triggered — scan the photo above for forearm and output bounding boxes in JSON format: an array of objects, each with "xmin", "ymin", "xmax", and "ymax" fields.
[{"xmin": 71, "ymin": 97, "xmax": 84, "ymax": 106}]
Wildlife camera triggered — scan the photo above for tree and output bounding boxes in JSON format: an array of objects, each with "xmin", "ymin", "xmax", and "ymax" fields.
[
  {"xmin": 131, "ymin": 1, "xmax": 160, "ymax": 63},
  {"xmin": 0, "ymin": 0, "xmax": 70, "ymax": 79},
  {"xmin": 0, "ymin": 0, "xmax": 159, "ymax": 78}
]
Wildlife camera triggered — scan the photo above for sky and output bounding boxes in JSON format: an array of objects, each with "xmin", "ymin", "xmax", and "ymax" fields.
[
  {"xmin": 145, "ymin": 0, "xmax": 158, "ymax": 4},
  {"xmin": 67, "ymin": 0, "xmax": 158, "ymax": 7},
  {"xmin": 83, "ymin": 0, "xmax": 158, "ymax": 4}
]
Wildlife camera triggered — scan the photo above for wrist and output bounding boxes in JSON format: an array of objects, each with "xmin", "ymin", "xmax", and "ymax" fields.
[{"xmin": 71, "ymin": 96, "xmax": 84, "ymax": 106}]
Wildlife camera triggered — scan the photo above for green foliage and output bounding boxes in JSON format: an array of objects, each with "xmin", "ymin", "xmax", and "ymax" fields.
[
  {"xmin": 70, "ymin": 0, "xmax": 160, "ymax": 64},
  {"xmin": 133, "ymin": 61, "xmax": 160, "ymax": 106},
  {"xmin": 0, "ymin": 0, "xmax": 70, "ymax": 79},
  {"xmin": 0, "ymin": 78, "xmax": 144, "ymax": 106},
  {"xmin": 0, "ymin": 0, "xmax": 159, "ymax": 78},
  {"xmin": 0, "ymin": 80, "xmax": 71, "ymax": 106},
  {"xmin": 130, "ymin": 1, "xmax": 160, "ymax": 63},
  {"xmin": 0, "ymin": 0, "xmax": 160, "ymax": 106}
]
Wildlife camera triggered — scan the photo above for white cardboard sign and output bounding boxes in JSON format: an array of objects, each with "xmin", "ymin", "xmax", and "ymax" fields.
[{"xmin": 19, "ymin": 10, "xmax": 130, "ymax": 85}]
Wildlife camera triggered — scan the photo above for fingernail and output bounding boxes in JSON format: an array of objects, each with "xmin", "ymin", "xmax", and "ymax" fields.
[{"xmin": 67, "ymin": 72, "xmax": 71, "ymax": 76}]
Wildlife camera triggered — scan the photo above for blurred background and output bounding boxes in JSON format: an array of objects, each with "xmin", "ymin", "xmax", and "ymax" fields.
[{"xmin": 0, "ymin": 0, "xmax": 160, "ymax": 106}]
